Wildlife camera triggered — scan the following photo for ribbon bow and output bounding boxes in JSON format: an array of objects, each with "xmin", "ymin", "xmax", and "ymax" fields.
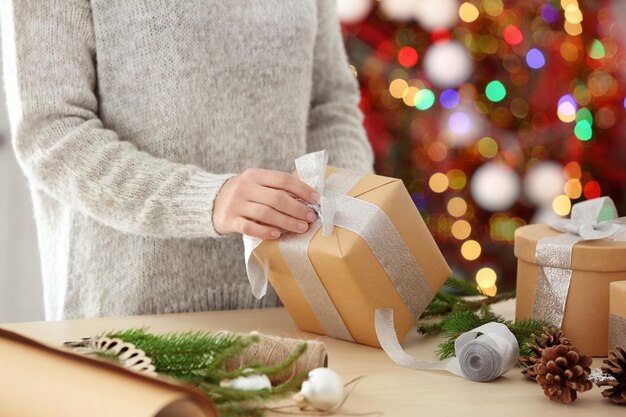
[
  {"xmin": 295, "ymin": 151, "xmax": 336, "ymax": 237},
  {"xmin": 533, "ymin": 197, "xmax": 626, "ymax": 328},
  {"xmin": 550, "ymin": 197, "xmax": 622, "ymax": 240}
]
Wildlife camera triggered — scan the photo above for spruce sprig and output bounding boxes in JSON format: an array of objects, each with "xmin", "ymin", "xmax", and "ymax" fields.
[
  {"xmin": 418, "ymin": 277, "xmax": 551, "ymax": 362},
  {"xmin": 102, "ymin": 328, "xmax": 307, "ymax": 417}
]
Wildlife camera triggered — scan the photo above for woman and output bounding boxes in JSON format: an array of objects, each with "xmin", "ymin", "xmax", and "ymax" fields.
[{"xmin": 1, "ymin": 1, "xmax": 373, "ymax": 320}]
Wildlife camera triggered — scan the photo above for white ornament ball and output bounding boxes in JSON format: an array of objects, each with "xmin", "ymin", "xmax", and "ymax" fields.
[
  {"xmin": 380, "ymin": 0, "xmax": 418, "ymax": 21},
  {"xmin": 423, "ymin": 41, "xmax": 473, "ymax": 88},
  {"xmin": 225, "ymin": 374, "xmax": 272, "ymax": 391},
  {"xmin": 336, "ymin": 0, "xmax": 373, "ymax": 24},
  {"xmin": 414, "ymin": 0, "xmax": 459, "ymax": 31},
  {"xmin": 471, "ymin": 163, "xmax": 521, "ymax": 212},
  {"xmin": 299, "ymin": 368, "xmax": 344, "ymax": 411},
  {"xmin": 523, "ymin": 161, "xmax": 565, "ymax": 206}
]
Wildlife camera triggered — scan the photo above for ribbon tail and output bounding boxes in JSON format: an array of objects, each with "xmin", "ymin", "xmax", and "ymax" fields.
[
  {"xmin": 374, "ymin": 309, "xmax": 462, "ymax": 376},
  {"xmin": 243, "ymin": 235, "xmax": 269, "ymax": 299}
]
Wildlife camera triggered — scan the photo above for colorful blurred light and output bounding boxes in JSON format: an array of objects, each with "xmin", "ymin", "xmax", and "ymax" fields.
[
  {"xmin": 440, "ymin": 89, "xmax": 460, "ymax": 109},
  {"xmin": 447, "ymin": 169, "xmax": 467, "ymax": 190},
  {"xmin": 552, "ymin": 195, "xmax": 572, "ymax": 216},
  {"xmin": 398, "ymin": 46, "xmax": 419, "ymax": 68},
  {"xmin": 451, "ymin": 220, "xmax": 472, "ymax": 240},
  {"xmin": 540, "ymin": 4, "xmax": 559, "ymax": 23},
  {"xmin": 503, "ymin": 25, "xmax": 523, "ymax": 45},
  {"xmin": 389, "ymin": 78, "xmax": 408, "ymax": 99},
  {"xmin": 485, "ymin": 81, "xmax": 506, "ymax": 102},
  {"xmin": 475, "ymin": 267, "xmax": 497, "ymax": 288},
  {"xmin": 564, "ymin": 21, "xmax": 583, "ymax": 36},
  {"xmin": 564, "ymin": 4, "xmax": 583, "ymax": 24},
  {"xmin": 583, "ymin": 180, "xmax": 601, "ymax": 199},
  {"xmin": 564, "ymin": 161, "xmax": 582, "ymax": 179},
  {"xmin": 576, "ymin": 108, "xmax": 593, "ymax": 125},
  {"xmin": 564, "ymin": 178, "xmax": 582, "ymax": 199},
  {"xmin": 525, "ymin": 48, "xmax": 545, "ymax": 69},
  {"xmin": 461, "ymin": 240, "xmax": 481, "ymax": 261},
  {"xmin": 557, "ymin": 94, "xmax": 577, "ymax": 122},
  {"xmin": 481, "ymin": 284, "xmax": 498, "ymax": 297},
  {"xmin": 402, "ymin": 86, "xmax": 420, "ymax": 106},
  {"xmin": 574, "ymin": 120, "xmax": 593, "ymax": 141},
  {"xmin": 429, "ymin": 172, "xmax": 449, "ymax": 193},
  {"xmin": 415, "ymin": 88, "xmax": 436, "ymax": 110},
  {"xmin": 477, "ymin": 137, "xmax": 498, "ymax": 158},
  {"xmin": 595, "ymin": 107, "xmax": 616, "ymax": 129},
  {"xmin": 459, "ymin": 2, "xmax": 479, "ymax": 23},
  {"xmin": 588, "ymin": 39, "xmax": 605, "ymax": 59},
  {"xmin": 447, "ymin": 197, "xmax": 468, "ymax": 217},
  {"xmin": 448, "ymin": 111, "xmax": 472, "ymax": 135},
  {"xmin": 483, "ymin": 0, "xmax": 503, "ymax": 17},
  {"xmin": 510, "ymin": 98, "xmax": 529, "ymax": 118}
]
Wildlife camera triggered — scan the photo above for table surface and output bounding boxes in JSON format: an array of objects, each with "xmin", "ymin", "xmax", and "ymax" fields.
[{"xmin": 2, "ymin": 300, "xmax": 621, "ymax": 416}]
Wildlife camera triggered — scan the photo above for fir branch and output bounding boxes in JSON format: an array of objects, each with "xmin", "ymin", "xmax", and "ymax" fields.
[
  {"xmin": 429, "ymin": 308, "xmax": 551, "ymax": 361},
  {"xmin": 100, "ymin": 328, "xmax": 311, "ymax": 417}
]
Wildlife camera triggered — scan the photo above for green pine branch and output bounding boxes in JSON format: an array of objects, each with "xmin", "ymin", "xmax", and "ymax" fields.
[
  {"xmin": 418, "ymin": 277, "xmax": 552, "ymax": 362},
  {"xmin": 102, "ymin": 328, "xmax": 308, "ymax": 417}
]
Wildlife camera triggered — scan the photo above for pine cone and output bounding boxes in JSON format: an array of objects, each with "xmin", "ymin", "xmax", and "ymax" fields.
[
  {"xmin": 520, "ymin": 327, "xmax": 571, "ymax": 380},
  {"xmin": 534, "ymin": 344, "xmax": 592, "ymax": 404},
  {"xmin": 597, "ymin": 347, "xmax": 626, "ymax": 405}
]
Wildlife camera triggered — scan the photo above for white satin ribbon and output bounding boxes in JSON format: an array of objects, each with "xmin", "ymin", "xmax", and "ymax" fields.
[
  {"xmin": 375, "ymin": 309, "xmax": 518, "ymax": 382},
  {"xmin": 533, "ymin": 197, "xmax": 626, "ymax": 328}
]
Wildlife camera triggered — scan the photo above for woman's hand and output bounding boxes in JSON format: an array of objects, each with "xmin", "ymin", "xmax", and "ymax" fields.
[{"xmin": 213, "ymin": 168, "xmax": 320, "ymax": 240}]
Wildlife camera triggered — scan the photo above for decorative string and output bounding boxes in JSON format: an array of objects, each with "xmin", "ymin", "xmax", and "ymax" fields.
[{"xmin": 222, "ymin": 331, "xmax": 328, "ymax": 385}]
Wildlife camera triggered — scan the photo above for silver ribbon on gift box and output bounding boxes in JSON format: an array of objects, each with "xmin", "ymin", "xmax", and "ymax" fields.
[
  {"xmin": 533, "ymin": 197, "xmax": 626, "ymax": 328},
  {"xmin": 609, "ymin": 314, "xmax": 626, "ymax": 351},
  {"xmin": 243, "ymin": 151, "xmax": 518, "ymax": 382}
]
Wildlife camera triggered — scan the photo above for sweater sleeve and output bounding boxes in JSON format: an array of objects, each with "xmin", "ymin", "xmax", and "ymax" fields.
[
  {"xmin": 1, "ymin": 0, "xmax": 234, "ymax": 239},
  {"xmin": 306, "ymin": 0, "xmax": 374, "ymax": 173}
]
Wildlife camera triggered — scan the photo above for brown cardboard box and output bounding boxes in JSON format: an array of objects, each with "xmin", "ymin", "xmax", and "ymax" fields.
[
  {"xmin": 515, "ymin": 224, "xmax": 626, "ymax": 356},
  {"xmin": 609, "ymin": 281, "xmax": 626, "ymax": 353},
  {"xmin": 253, "ymin": 168, "xmax": 451, "ymax": 348}
]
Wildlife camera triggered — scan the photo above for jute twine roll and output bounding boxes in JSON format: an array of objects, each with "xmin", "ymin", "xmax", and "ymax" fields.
[{"xmin": 223, "ymin": 332, "xmax": 328, "ymax": 384}]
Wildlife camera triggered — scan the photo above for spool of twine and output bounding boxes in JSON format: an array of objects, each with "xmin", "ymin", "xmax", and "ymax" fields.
[{"xmin": 223, "ymin": 332, "xmax": 328, "ymax": 384}]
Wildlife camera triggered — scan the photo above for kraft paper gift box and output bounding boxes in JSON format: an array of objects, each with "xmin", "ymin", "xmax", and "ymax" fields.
[
  {"xmin": 609, "ymin": 281, "xmax": 626, "ymax": 353},
  {"xmin": 515, "ymin": 197, "xmax": 626, "ymax": 356},
  {"xmin": 244, "ymin": 151, "xmax": 451, "ymax": 348}
]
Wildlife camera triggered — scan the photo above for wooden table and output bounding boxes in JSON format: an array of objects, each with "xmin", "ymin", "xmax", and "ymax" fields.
[{"xmin": 2, "ymin": 300, "xmax": 621, "ymax": 416}]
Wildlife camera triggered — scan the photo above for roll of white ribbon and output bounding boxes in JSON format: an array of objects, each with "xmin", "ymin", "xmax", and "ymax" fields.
[{"xmin": 375, "ymin": 309, "xmax": 518, "ymax": 382}]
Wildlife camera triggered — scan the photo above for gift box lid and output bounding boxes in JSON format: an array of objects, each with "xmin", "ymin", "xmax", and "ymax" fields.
[
  {"xmin": 514, "ymin": 224, "xmax": 626, "ymax": 272},
  {"xmin": 611, "ymin": 281, "xmax": 626, "ymax": 317}
]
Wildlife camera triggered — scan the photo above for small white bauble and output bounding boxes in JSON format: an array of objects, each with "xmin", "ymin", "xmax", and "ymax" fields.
[
  {"xmin": 225, "ymin": 374, "xmax": 272, "ymax": 391},
  {"xmin": 414, "ymin": 0, "xmax": 459, "ymax": 31},
  {"xmin": 298, "ymin": 368, "xmax": 344, "ymax": 411},
  {"xmin": 470, "ymin": 163, "xmax": 521, "ymax": 212},
  {"xmin": 423, "ymin": 41, "xmax": 473, "ymax": 88},
  {"xmin": 380, "ymin": 0, "xmax": 418, "ymax": 21},
  {"xmin": 523, "ymin": 161, "xmax": 565, "ymax": 206},
  {"xmin": 336, "ymin": 0, "xmax": 372, "ymax": 24}
]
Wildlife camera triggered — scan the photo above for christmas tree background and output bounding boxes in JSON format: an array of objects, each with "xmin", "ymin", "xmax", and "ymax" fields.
[{"xmin": 338, "ymin": 0, "xmax": 626, "ymax": 294}]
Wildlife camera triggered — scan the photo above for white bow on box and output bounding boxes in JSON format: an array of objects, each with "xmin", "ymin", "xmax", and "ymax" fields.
[{"xmin": 533, "ymin": 197, "xmax": 626, "ymax": 328}]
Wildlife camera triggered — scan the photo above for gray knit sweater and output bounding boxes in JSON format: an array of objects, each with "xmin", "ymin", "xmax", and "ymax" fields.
[{"xmin": 1, "ymin": 0, "xmax": 373, "ymax": 320}]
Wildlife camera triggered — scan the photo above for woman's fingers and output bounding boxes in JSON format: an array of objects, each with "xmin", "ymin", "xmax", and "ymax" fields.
[
  {"xmin": 234, "ymin": 218, "xmax": 281, "ymax": 240},
  {"xmin": 243, "ymin": 168, "xmax": 320, "ymax": 204},
  {"xmin": 252, "ymin": 185, "xmax": 317, "ymax": 223},
  {"xmin": 213, "ymin": 168, "xmax": 321, "ymax": 238},
  {"xmin": 242, "ymin": 202, "xmax": 310, "ymax": 234}
]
